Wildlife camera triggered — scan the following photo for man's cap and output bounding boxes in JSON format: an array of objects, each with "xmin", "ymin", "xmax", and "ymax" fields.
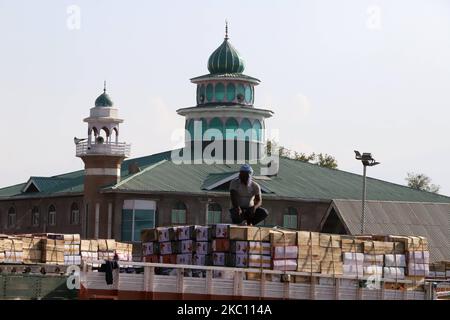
[{"xmin": 240, "ymin": 164, "xmax": 253, "ymax": 174}]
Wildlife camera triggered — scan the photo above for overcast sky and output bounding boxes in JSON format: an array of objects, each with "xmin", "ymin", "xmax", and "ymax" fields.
[{"xmin": 0, "ymin": 0, "xmax": 449, "ymax": 196}]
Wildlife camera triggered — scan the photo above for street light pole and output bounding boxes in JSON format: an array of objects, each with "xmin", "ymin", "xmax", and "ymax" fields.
[
  {"xmin": 361, "ymin": 164, "xmax": 367, "ymax": 234},
  {"xmin": 354, "ymin": 151, "xmax": 380, "ymax": 234}
]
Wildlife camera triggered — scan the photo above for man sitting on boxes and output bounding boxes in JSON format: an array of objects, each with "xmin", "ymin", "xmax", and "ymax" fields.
[{"xmin": 229, "ymin": 164, "xmax": 268, "ymax": 226}]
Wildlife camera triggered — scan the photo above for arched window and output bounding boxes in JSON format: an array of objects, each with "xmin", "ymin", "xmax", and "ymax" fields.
[
  {"xmin": 32, "ymin": 206, "xmax": 40, "ymax": 227},
  {"xmin": 240, "ymin": 118, "xmax": 253, "ymax": 141},
  {"xmin": 206, "ymin": 83, "xmax": 214, "ymax": 102},
  {"xmin": 207, "ymin": 203, "xmax": 222, "ymax": 224},
  {"xmin": 186, "ymin": 119, "xmax": 194, "ymax": 141},
  {"xmin": 205, "ymin": 117, "xmax": 223, "ymax": 140},
  {"xmin": 253, "ymin": 119, "xmax": 262, "ymax": 142},
  {"xmin": 236, "ymin": 84, "xmax": 245, "ymax": 103},
  {"xmin": 226, "ymin": 83, "xmax": 236, "ymax": 102},
  {"xmin": 7, "ymin": 207, "xmax": 16, "ymax": 228},
  {"xmin": 171, "ymin": 201, "xmax": 187, "ymax": 225},
  {"xmin": 244, "ymin": 85, "xmax": 252, "ymax": 103},
  {"xmin": 48, "ymin": 205, "xmax": 56, "ymax": 226},
  {"xmin": 215, "ymin": 83, "xmax": 225, "ymax": 102},
  {"xmin": 198, "ymin": 84, "xmax": 206, "ymax": 104},
  {"xmin": 224, "ymin": 118, "xmax": 239, "ymax": 139},
  {"xmin": 70, "ymin": 203, "xmax": 80, "ymax": 225},
  {"xmin": 283, "ymin": 207, "xmax": 298, "ymax": 229}
]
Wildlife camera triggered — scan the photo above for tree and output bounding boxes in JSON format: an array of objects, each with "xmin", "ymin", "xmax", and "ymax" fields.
[
  {"xmin": 405, "ymin": 172, "xmax": 440, "ymax": 193},
  {"xmin": 265, "ymin": 140, "xmax": 338, "ymax": 169}
]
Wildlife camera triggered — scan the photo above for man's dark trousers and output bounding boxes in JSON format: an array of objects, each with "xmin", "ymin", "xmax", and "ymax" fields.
[{"xmin": 229, "ymin": 207, "xmax": 268, "ymax": 225}]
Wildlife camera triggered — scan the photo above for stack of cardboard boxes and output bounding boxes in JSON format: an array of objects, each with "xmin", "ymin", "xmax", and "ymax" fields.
[
  {"xmin": 81, "ymin": 239, "xmax": 99, "ymax": 261},
  {"xmin": 2, "ymin": 236, "xmax": 23, "ymax": 263},
  {"xmin": 63, "ymin": 234, "xmax": 81, "ymax": 265},
  {"xmin": 429, "ymin": 261, "xmax": 450, "ymax": 279},
  {"xmin": 22, "ymin": 236, "xmax": 44, "ymax": 264}
]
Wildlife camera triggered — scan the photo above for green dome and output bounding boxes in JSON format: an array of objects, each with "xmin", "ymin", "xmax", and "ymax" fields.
[
  {"xmin": 207, "ymin": 38, "xmax": 245, "ymax": 74},
  {"xmin": 95, "ymin": 90, "xmax": 113, "ymax": 107}
]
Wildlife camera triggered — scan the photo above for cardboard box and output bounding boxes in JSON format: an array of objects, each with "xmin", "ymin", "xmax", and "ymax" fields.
[
  {"xmin": 42, "ymin": 250, "xmax": 64, "ymax": 263},
  {"xmin": 230, "ymin": 241, "xmax": 249, "ymax": 254},
  {"xmin": 297, "ymin": 259, "xmax": 321, "ymax": 273},
  {"xmin": 212, "ymin": 239, "xmax": 230, "ymax": 252},
  {"xmin": 176, "ymin": 240, "xmax": 194, "ymax": 254},
  {"xmin": 297, "ymin": 231, "xmax": 320, "ymax": 247},
  {"xmin": 297, "ymin": 246, "xmax": 321, "ymax": 260},
  {"xmin": 363, "ymin": 265, "xmax": 383, "ymax": 276},
  {"xmin": 212, "ymin": 252, "xmax": 229, "ymax": 266},
  {"xmin": 385, "ymin": 254, "xmax": 406, "ymax": 267},
  {"xmin": 341, "ymin": 238, "xmax": 364, "ymax": 253},
  {"xmin": 321, "ymin": 261, "xmax": 343, "ymax": 275},
  {"xmin": 195, "ymin": 241, "xmax": 211, "ymax": 255},
  {"xmin": 342, "ymin": 252, "xmax": 364, "ymax": 265},
  {"xmin": 98, "ymin": 239, "xmax": 116, "ymax": 252},
  {"xmin": 3, "ymin": 238, "xmax": 23, "ymax": 251},
  {"xmin": 143, "ymin": 242, "xmax": 158, "ymax": 255},
  {"xmin": 229, "ymin": 226, "xmax": 271, "ymax": 242},
  {"xmin": 81, "ymin": 240, "xmax": 98, "ymax": 252},
  {"xmin": 272, "ymin": 259, "xmax": 297, "ymax": 271},
  {"xmin": 81, "ymin": 251, "xmax": 98, "ymax": 260},
  {"xmin": 98, "ymin": 252, "xmax": 115, "ymax": 260},
  {"xmin": 22, "ymin": 249, "xmax": 42, "ymax": 261},
  {"xmin": 211, "ymin": 224, "xmax": 230, "ymax": 238},
  {"xmin": 64, "ymin": 255, "xmax": 81, "ymax": 265},
  {"xmin": 192, "ymin": 254, "xmax": 210, "ymax": 266},
  {"xmin": 388, "ymin": 235, "xmax": 428, "ymax": 251},
  {"xmin": 4, "ymin": 251, "xmax": 23, "ymax": 263},
  {"xmin": 194, "ymin": 225, "xmax": 211, "ymax": 241},
  {"xmin": 64, "ymin": 244, "xmax": 80, "ymax": 255},
  {"xmin": 21, "ymin": 237, "xmax": 44, "ymax": 250},
  {"xmin": 174, "ymin": 225, "xmax": 195, "ymax": 241},
  {"xmin": 229, "ymin": 253, "xmax": 249, "ymax": 268},
  {"xmin": 63, "ymin": 234, "xmax": 81, "ymax": 244},
  {"xmin": 248, "ymin": 241, "xmax": 271, "ymax": 255},
  {"xmin": 176, "ymin": 253, "xmax": 193, "ymax": 265},
  {"xmin": 270, "ymin": 230, "xmax": 297, "ymax": 246},
  {"xmin": 159, "ymin": 241, "xmax": 174, "ymax": 255},
  {"xmin": 407, "ymin": 251, "xmax": 430, "ymax": 264},
  {"xmin": 407, "ymin": 263, "xmax": 429, "ymax": 277},
  {"xmin": 364, "ymin": 254, "xmax": 384, "ymax": 265},
  {"xmin": 272, "ymin": 246, "xmax": 298, "ymax": 260},
  {"xmin": 318, "ymin": 247, "xmax": 342, "ymax": 262},
  {"xmin": 248, "ymin": 254, "xmax": 271, "ymax": 268},
  {"xmin": 141, "ymin": 227, "xmax": 175, "ymax": 242},
  {"xmin": 143, "ymin": 254, "xmax": 159, "ymax": 263},
  {"xmin": 343, "ymin": 264, "xmax": 363, "ymax": 278},
  {"xmin": 383, "ymin": 267, "xmax": 405, "ymax": 280},
  {"xmin": 319, "ymin": 234, "xmax": 341, "ymax": 248},
  {"xmin": 159, "ymin": 254, "xmax": 177, "ymax": 264}
]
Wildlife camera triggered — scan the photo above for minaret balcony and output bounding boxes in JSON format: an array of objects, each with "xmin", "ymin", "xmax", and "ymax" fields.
[{"xmin": 76, "ymin": 141, "xmax": 131, "ymax": 157}]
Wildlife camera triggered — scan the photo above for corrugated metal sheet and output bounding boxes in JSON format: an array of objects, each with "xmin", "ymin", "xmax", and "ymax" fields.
[{"xmin": 332, "ymin": 199, "xmax": 450, "ymax": 262}]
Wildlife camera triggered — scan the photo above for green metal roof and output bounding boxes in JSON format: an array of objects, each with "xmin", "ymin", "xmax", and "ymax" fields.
[
  {"xmin": 190, "ymin": 73, "xmax": 260, "ymax": 84},
  {"xmin": 1, "ymin": 150, "xmax": 450, "ymax": 204}
]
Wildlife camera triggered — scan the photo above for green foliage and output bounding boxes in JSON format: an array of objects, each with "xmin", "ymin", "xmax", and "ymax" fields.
[
  {"xmin": 265, "ymin": 139, "xmax": 338, "ymax": 169},
  {"xmin": 406, "ymin": 172, "xmax": 440, "ymax": 193}
]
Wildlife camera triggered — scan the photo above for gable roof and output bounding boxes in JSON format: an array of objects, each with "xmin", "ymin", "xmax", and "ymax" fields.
[
  {"xmin": 1, "ymin": 150, "xmax": 450, "ymax": 204},
  {"xmin": 327, "ymin": 199, "xmax": 450, "ymax": 261}
]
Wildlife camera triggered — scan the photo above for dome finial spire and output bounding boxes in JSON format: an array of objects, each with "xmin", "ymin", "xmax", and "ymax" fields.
[
  {"xmin": 225, "ymin": 19, "xmax": 229, "ymax": 40},
  {"xmin": 103, "ymin": 80, "xmax": 107, "ymax": 93}
]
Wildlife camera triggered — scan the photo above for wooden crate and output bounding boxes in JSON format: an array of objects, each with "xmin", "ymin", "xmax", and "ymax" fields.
[
  {"xmin": 270, "ymin": 230, "xmax": 297, "ymax": 246},
  {"xmin": 229, "ymin": 226, "xmax": 271, "ymax": 242},
  {"xmin": 297, "ymin": 231, "xmax": 319, "ymax": 247}
]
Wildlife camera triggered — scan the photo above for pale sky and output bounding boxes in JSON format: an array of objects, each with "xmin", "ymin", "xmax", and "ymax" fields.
[{"xmin": 0, "ymin": 0, "xmax": 449, "ymax": 196}]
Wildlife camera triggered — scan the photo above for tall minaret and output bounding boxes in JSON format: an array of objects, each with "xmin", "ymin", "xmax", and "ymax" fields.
[
  {"xmin": 76, "ymin": 83, "xmax": 131, "ymax": 239},
  {"xmin": 176, "ymin": 22, "xmax": 273, "ymax": 163}
]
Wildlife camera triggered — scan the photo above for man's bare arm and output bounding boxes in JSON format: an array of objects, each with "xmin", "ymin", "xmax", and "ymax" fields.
[
  {"xmin": 253, "ymin": 194, "xmax": 262, "ymax": 209},
  {"xmin": 230, "ymin": 190, "xmax": 241, "ymax": 209}
]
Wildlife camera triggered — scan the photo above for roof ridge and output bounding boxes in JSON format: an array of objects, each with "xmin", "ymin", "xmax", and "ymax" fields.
[
  {"xmin": 282, "ymin": 157, "xmax": 450, "ymax": 200},
  {"xmin": 109, "ymin": 159, "xmax": 168, "ymax": 190}
]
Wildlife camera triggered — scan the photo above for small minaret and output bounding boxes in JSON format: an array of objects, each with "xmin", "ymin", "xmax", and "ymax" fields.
[{"xmin": 76, "ymin": 83, "xmax": 130, "ymax": 239}]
